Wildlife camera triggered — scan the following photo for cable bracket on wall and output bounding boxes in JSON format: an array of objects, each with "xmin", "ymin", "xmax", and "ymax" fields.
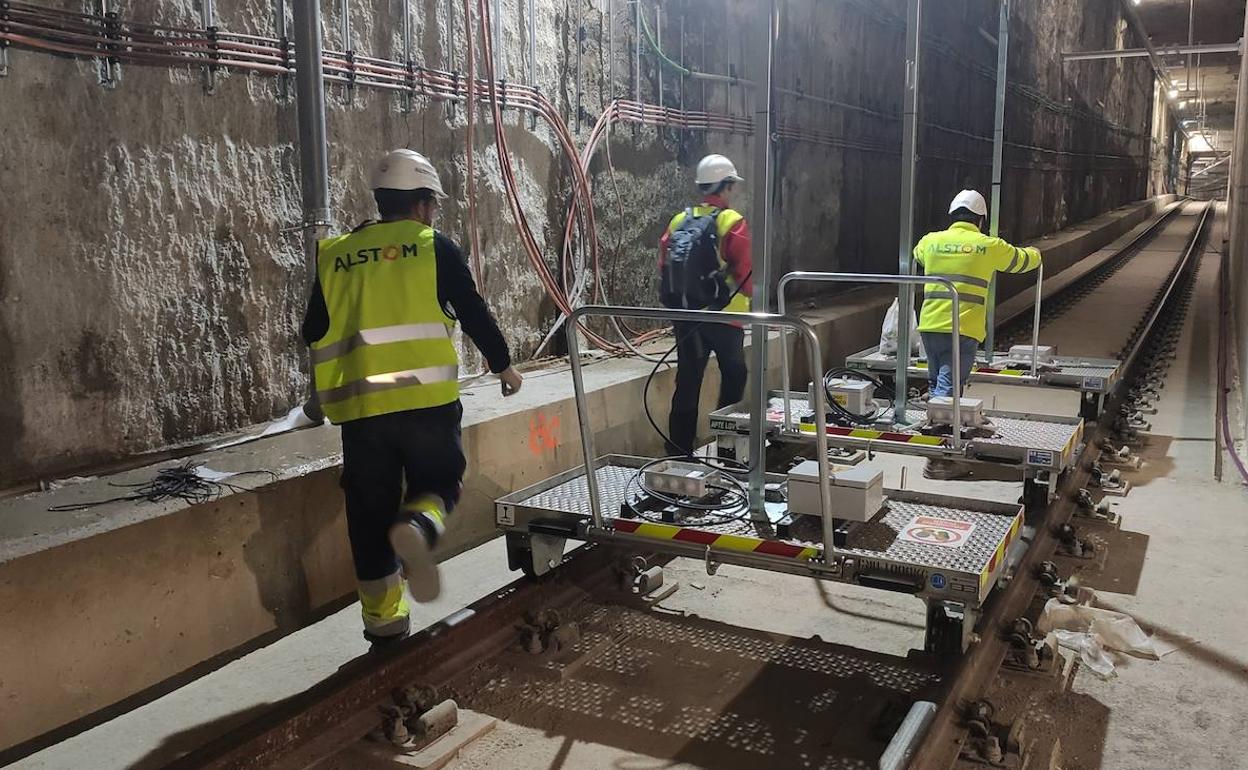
[
  {"xmin": 199, "ymin": 0, "xmax": 216, "ymax": 93},
  {"xmin": 0, "ymin": 1, "xmax": 10, "ymax": 77},
  {"xmin": 96, "ymin": 0, "xmax": 119, "ymax": 87}
]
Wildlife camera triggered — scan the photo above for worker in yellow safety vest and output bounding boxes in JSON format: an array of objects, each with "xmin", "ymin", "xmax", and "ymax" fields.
[
  {"xmin": 302, "ymin": 149, "xmax": 523, "ymax": 649},
  {"xmin": 915, "ymin": 190, "xmax": 1041, "ymax": 480},
  {"xmin": 915, "ymin": 189, "xmax": 1042, "ymax": 398},
  {"xmin": 658, "ymin": 153, "xmax": 753, "ymax": 456}
]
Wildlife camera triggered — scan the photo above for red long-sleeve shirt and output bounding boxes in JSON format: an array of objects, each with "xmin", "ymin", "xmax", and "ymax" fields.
[{"xmin": 658, "ymin": 193, "xmax": 754, "ymax": 297}]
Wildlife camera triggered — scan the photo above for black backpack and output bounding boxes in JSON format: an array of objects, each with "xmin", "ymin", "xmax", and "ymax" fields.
[{"xmin": 659, "ymin": 207, "xmax": 732, "ymax": 310}]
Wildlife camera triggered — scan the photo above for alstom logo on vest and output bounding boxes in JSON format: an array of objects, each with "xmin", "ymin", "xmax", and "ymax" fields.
[
  {"xmin": 332, "ymin": 243, "xmax": 422, "ymax": 272},
  {"xmin": 927, "ymin": 243, "xmax": 987, "ymax": 255}
]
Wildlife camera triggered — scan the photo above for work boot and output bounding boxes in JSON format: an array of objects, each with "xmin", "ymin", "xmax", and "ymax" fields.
[
  {"xmin": 389, "ymin": 496, "xmax": 446, "ymax": 603},
  {"xmin": 923, "ymin": 458, "xmax": 974, "ymax": 481},
  {"xmin": 365, "ymin": 628, "xmax": 410, "ymax": 654}
]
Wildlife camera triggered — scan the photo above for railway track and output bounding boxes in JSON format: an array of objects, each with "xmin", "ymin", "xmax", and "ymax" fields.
[{"xmin": 167, "ymin": 201, "xmax": 1214, "ymax": 770}]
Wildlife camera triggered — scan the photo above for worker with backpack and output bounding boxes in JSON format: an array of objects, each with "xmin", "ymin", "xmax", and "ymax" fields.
[{"xmin": 658, "ymin": 154, "xmax": 753, "ymax": 456}]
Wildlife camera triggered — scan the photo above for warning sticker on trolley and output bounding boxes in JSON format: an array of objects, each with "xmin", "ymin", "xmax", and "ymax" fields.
[{"xmin": 898, "ymin": 515, "xmax": 976, "ymax": 549}]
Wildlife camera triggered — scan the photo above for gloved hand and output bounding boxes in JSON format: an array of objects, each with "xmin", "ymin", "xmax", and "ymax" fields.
[{"xmin": 499, "ymin": 366, "xmax": 523, "ymax": 396}]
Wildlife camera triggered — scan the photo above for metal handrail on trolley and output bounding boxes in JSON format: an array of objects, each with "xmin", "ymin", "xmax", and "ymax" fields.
[
  {"xmin": 565, "ymin": 306, "xmax": 837, "ymax": 551},
  {"xmin": 775, "ymin": 272, "xmax": 965, "ymax": 450}
]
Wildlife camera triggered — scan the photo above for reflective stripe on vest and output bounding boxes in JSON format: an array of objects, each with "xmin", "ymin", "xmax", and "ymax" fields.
[
  {"xmin": 666, "ymin": 206, "xmax": 750, "ymax": 313},
  {"xmin": 916, "ymin": 249, "xmax": 995, "ymax": 342},
  {"xmin": 312, "ymin": 221, "xmax": 459, "ymax": 423}
]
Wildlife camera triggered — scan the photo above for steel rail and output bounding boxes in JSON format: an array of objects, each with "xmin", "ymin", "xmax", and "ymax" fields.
[
  {"xmin": 165, "ymin": 545, "xmax": 626, "ymax": 770},
  {"xmin": 906, "ymin": 201, "xmax": 1213, "ymax": 769}
]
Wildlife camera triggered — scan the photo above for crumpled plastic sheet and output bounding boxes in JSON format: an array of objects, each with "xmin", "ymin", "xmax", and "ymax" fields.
[{"xmin": 1038, "ymin": 596, "xmax": 1160, "ymax": 678}]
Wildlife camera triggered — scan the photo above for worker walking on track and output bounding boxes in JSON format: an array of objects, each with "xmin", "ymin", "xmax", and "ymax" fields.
[
  {"xmin": 658, "ymin": 153, "xmax": 753, "ymax": 457},
  {"xmin": 915, "ymin": 189, "xmax": 1041, "ymax": 480},
  {"xmin": 302, "ymin": 149, "xmax": 523, "ymax": 648},
  {"xmin": 915, "ymin": 189, "xmax": 1042, "ymax": 397}
]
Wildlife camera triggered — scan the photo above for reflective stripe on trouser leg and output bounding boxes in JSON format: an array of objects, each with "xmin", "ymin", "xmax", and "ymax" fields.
[
  {"xmin": 402, "ymin": 493, "xmax": 448, "ymax": 539},
  {"xmin": 358, "ymin": 569, "xmax": 410, "ymax": 638}
]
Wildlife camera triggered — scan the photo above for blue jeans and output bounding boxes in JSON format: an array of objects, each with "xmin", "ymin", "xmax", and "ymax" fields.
[{"xmin": 921, "ymin": 332, "xmax": 979, "ymax": 397}]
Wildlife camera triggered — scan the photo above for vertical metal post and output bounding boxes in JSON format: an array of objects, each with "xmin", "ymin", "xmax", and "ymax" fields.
[
  {"xmin": 446, "ymin": 0, "xmax": 457, "ymax": 118},
  {"xmin": 893, "ymin": 0, "xmax": 922, "ymax": 421},
  {"xmin": 1187, "ymin": 0, "xmax": 1194, "ymax": 91},
  {"xmin": 634, "ymin": 0, "xmax": 641, "ymax": 103},
  {"xmin": 606, "ymin": 0, "xmax": 613, "ymax": 96},
  {"xmin": 529, "ymin": 0, "xmax": 537, "ymax": 84},
  {"xmin": 493, "ymin": 0, "xmax": 504, "ymax": 79},
  {"xmin": 656, "ymin": 6, "xmax": 663, "ymax": 109},
  {"xmin": 747, "ymin": 0, "xmax": 778, "ymax": 517},
  {"xmin": 339, "ymin": 0, "xmax": 353, "ymax": 101},
  {"xmin": 983, "ymin": 0, "xmax": 1009, "ymax": 359},
  {"xmin": 576, "ymin": 17, "xmax": 583, "ymax": 130},
  {"xmin": 294, "ymin": 0, "xmax": 333, "ymax": 257},
  {"xmin": 96, "ymin": 0, "xmax": 117, "ymax": 87},
  {"xmin": 401, "ymin": 0, "xmax": 413, "ymax": 112},
  {"xmin": 201, "ymin": 0, "xmax": 217, "ymax": 93},
  {"xmin": 275, "ymin": 0, "xmax": 289, "ymax": 99},
  {"xmin": 529, "ymin": 0, "xmax": 537, "ymax": 127},
  {"xmin": 294, "ymin": 0, "xmax": 333, "ymax": 422}
]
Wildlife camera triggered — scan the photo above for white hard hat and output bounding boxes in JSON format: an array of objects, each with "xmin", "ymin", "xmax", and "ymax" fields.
[
  {"xmin": 949, "ymin": 189, "xmax": 987, "ymax": 217},
  {"xmin": 695, "ymin": 154, "xmax": 744, "ymax": 186},
  {"xmin": 370, "ymin": 149, "xmax": 447, "ymax": 198}
]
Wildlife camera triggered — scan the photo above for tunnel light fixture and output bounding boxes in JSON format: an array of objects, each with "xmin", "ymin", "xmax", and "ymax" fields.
[{"xmin": 1168, "ymin": 88, "xmax": 1179, "ymax": 99}]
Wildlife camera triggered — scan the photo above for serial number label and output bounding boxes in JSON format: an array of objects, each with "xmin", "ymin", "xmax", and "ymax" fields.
[{"xmin": 1027, "ymin": 449, "xmax": 1056, "ymax": 467}]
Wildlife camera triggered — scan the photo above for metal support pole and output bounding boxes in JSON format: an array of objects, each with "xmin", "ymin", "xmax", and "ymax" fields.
[
  {"xmin": 294, "ymin": 0, "xmax": 333, "ymax": 421},
  {"xmin": 201, "ymin": 0, "xmax": 217, "ymax": 93},
  {"xmin": 97, "ymin": 0, "xmax": 117, "ymax": 87},
  {"xmin": 493, "ymin": 0, "xmax": 504, "ymax": 79},
  {"xmin": 1187, "ymin": 0, "xmax": 1194, "ymax": 90},
  {"xmin": 984, "ymin": 0, "xmax": 1009, "ymax": 359},
  {"xmin": 401, "ymin": 0, "xmax": 413, "ymax": 113},
  {"xmin": 528, "ymin": 0, "xmax": 536, "ymax": 127},
  {"xmin": 606, "ymin": 0, "xmax": 613, "ymax": 96},
  {"xmin": 893, "ymin": 0, "xmax": 922, "ymax": 421},
  {"xmin": 274, "ymin": 0, "xmax": 288, "ymax": 98},
  {"xmin": 747, "ymin": 0, "xmax": 779, "ymax": 517},
  {"xmin": 656, "ymin": 6, "xmax": 662, "ymax": 110},
  {"xmin": 339, "ymin": 0, "xmax": 353, "ymax": 101},
  {"xmin": 446, "ymin": 0, "xmax": 456, "ymax": 118},
  {"xmin": 633, "ymin": 0, "xmax": 641, "ymax": 103}
]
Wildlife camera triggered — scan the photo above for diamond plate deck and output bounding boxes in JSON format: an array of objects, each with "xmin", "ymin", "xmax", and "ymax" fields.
[
  {"xmin": 844, "ymin": 346, "xmax": 1120, "ymax": 392},
  {"xmin": 502, "ymin": 458, "xmax": 1023, "ymax": 604}
]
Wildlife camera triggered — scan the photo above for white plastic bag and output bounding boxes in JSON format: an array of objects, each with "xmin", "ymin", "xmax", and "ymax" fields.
[
  {"xmin": 1037, "ymin": 598, "xmax": 1158, "ymax": 659},
  {"xmin": 1049, "ymin": 629, "xmax": 1117, "ymax": 679},
  {"xmin": 879, "ymin": 299, "xmax": 924, "ymax": 357}
]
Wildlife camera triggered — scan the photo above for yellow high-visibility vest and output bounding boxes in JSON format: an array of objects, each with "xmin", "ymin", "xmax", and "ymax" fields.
[
  {"xmin": 914, "ymin": 221, "xmax": 1042, "ymax": 342},
  {"xmin": 312, "ymin": 220, "xmax": 459, "ymax": 424},
  {"xmin": 665, "ymin": 206, "xmax": 751, "ymax": 313}
]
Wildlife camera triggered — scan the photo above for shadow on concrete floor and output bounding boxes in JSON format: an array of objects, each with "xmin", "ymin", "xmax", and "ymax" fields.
[
  {"xmin": 450, "ymin": 602, "xmax": 946, "ymax": 770},
  {"xmin": 1054, "ymin": 521, "xmax": 1150, "ymax": 596}
]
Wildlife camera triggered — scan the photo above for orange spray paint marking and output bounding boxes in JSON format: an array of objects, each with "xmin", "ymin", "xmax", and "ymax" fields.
[{"xmin": 528, "ymin": 413, "xmax": 561, "ymax": 455}]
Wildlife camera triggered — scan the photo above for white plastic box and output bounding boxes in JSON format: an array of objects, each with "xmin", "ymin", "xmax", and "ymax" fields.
[
  {"xmin": 926, "ymin": 396, "xmax": 986, "ymax": 427},
  {"xmin": 808, "ymin": 378, "xmax": 876, "ymax": 416},
  {"xmin": 786, "ymin": 460, "xmax": 884, "ymax": 521},
  {"xmin": 1008, "ymin": 344, "xmax": 1056, "ymax": 363}
]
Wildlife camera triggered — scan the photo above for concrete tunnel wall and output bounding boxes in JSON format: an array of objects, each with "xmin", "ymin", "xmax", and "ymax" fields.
[{"xmin": 0, "ymin": 0, "xmax": 1165, "ymax": 490}]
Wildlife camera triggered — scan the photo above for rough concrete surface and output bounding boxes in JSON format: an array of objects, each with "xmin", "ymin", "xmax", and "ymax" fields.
[{"xmin": 0, "ymin": 0, "xmax": 1162, "ymax": 489}]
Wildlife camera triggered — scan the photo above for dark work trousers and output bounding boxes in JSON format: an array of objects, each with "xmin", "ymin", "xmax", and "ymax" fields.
[
  {"xmin": 667, "ymin": 321, "xmax": 748, "ymax": 455},
  {"xmin": 339, "ymin": 401, "xmax": 466, "ymax": 583}
]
